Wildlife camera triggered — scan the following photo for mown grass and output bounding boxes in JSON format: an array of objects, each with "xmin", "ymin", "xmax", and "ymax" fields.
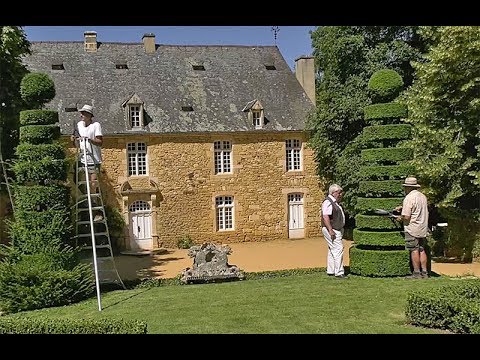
[{"xmin": 5, "ymin": 271, "xmax": 461, "ymax": 334}]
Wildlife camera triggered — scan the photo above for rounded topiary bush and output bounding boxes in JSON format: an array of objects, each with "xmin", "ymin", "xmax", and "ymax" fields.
[
  {"xmin": 20, "ymin": 73, "xmax": 56, "ymax": 109},
  {"xmin": 19, "ymin": 110, "xmax": 59, "ymax": 126},
  {"xmin": 368, "ymin": 69, "xmax": 404, "ymax": 102}
]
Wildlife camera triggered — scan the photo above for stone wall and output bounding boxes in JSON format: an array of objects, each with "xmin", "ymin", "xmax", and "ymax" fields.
[{"xmin": 66, "ymin": 131, "xmax": 325, "ymax": 249}]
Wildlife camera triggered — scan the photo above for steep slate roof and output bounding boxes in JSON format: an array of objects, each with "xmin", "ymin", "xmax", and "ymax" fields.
[{"xmin": 23, "ymin": 41, "xmax": 314, "ymax": 135}]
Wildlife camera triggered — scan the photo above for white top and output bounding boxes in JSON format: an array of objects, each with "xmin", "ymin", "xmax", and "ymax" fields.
[
  {"xmin": 321, "ymin": 194, "xmax": 345, "ymax": 226},
  {"xmin": 402, "ymin": 189, "xmax": 429, "ymax": 237},
  {"xmin": 77, "ymin": 120, "xmax": 103, "ymax": 165}
]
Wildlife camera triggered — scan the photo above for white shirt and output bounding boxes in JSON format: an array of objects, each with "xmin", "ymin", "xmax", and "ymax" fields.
[
  {"xmin": 77, "ymin": 120, "xmax": 103, "ymax": 165},
  {"xmin": 321, "ymin": 194, "xmax": 345, "ymax": 227}
]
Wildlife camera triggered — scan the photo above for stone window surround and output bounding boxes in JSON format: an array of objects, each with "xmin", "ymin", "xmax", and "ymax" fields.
[
  {"xmin": 127, "ymin": 142, "xmax": 148, "ymax": 177},
  {"xmin": 213, "ymin": 140, "xmax": 233, "ymax": 175},
  {"xmin": 122, "ymin": 93, "xmax": 145, "ymax": 130},
  {"xmin": 214, "ymin": 194, "xmax": 235, "ymax": 231},
  {"xmin": 285, "ymin": 139, "xmax": 303, "ymax": 172}
]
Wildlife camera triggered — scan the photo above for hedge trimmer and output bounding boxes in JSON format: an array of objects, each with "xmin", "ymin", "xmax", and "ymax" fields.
[{"xmin": 373, "ymin": 209, "xmax": 400, "ymax": 219}]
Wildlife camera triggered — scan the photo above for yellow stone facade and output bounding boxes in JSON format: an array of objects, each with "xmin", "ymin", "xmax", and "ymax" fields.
[{"xmin": 66, "ymin": 131, "xmax": 325, "ymax": 249}]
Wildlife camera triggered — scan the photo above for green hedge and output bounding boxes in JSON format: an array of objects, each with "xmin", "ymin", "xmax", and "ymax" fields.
[
  {"xmin": 406, "ymin": 280, "xmax": 480, "ymax": 334},
  {"xmin": 12, "ymin": 158, "xmax": 68, "ymax": 183},
  {"xmin": 20, "ymin": 72, "xmax": 55, "ymax": 108},
  {"xmin": 0, "ymin": 317, "xmax": 147, "ymax": 334},
  {"xmin": 368, "ymin": 69, "xmax": 404, "ymax": 102},
  {"xmin": 361, "ymin": 147, "xmax": 413, "ymax": 164},
  {"xmin": 19, "ymin": 110, "xmax": 58, "ymax": 126},
  {"xmin": 19, "ymin": 125, "xmax": 60, "ymax": 144},
  {"xmin": 355, "ymin": 214, "xmax": 401, "ymax": 230},
  {"xmin": 362, "ymin": 124, "xmax": 412, "ymax": 142},
  {"xmin": 0, "ymin": 258, "xmax": 94, "ymax": 314},
  {"xmin": 13, "ymin": 185, "xmax": 69, "ymax": 212},
  {"xmin": 358, "ymin": 180, "xmax": 403, "ymax": 197},
  {"xmin": 364, "ymin": 103, "xmax": 408, "ymax": 122},
  {"xmin": 15, "ymin": 143, "xmax": 65, "ymax": 162},
  {"xmin": 353, "ymin": 228, "xmax": 405, "ymax": 246},
  {"xmin": 355, "ymin": 197, "xmax": 403, "ymax": 213},
  {"xmin": 349, "ymin": 246, "xmax": 410, "ymax": 277},
  {"xmin": 9, "ymin": 210, "xmax": 70, "ymax": 252},
  {"xmin": 359, "ymin": 163, "xmax": 415, "ymax": 180}
]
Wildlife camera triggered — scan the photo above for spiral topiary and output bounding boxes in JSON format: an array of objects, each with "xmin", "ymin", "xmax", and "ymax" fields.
[{"xmin": 349, "ymin": 69, "xmax": 415, "ymax": 277}]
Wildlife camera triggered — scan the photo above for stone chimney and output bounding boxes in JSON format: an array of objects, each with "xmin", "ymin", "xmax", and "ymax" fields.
[
  {"xmin": 84, "ymin": 31, "xmax": 97, "ymax": 52},
  {"xmin": 295, "ymin": 56, "xmax": 315, "ymax": 105},
  {"xmin": 142, "ymin": 33, "xmax": 156, "ymax": 54}
]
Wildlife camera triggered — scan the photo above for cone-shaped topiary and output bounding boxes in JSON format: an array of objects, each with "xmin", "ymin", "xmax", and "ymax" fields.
[
  {"xmin": 0, "ymin": 72, "xmax": 94, "ymax": 314},
  {"xmin": 349, "ymin": 69, "xmax": 413, "ymax": 277}
]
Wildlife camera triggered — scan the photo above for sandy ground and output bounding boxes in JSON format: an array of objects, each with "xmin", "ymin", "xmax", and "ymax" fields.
[{"xmin": 114, "ymin": 237, "xmax": 480, "ymax": 280}]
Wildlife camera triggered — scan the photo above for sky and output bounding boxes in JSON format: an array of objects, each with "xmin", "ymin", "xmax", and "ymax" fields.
[{"xmin": 23, "ymin": 26, "xmax": 316, "ymax": 71}]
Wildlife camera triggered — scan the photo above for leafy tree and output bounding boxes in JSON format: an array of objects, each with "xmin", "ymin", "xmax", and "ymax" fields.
[
  {"xmin": 403, "ymin": 26, "xmax": 480, "ymax": 260},
  {"xmin": 308, "ymin": 26, "xmax": 425, "ymax": 214},
  {"xmin": 0, "ymin": 26, "xmax": 30, "ymax": 163}
]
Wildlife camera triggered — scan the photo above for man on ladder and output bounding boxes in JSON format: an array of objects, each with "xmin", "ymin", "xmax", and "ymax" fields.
[
  {"xmin": 71, "ymin": 104, "xmax": 125, "ymax": 310},
  {"xmin": 71, "ymin": 104, "xmax": 103, "ymax": 221}
]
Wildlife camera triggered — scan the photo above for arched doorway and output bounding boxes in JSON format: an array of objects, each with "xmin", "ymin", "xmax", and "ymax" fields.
[{"xmin": 129, "ymin": 200, "xmax": 152, "ymax": 250}]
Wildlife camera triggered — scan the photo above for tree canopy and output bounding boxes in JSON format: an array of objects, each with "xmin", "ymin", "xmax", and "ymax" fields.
[
  {"xmin": 0, "ymin": 26, "xmax": 30, "ymax": 164},
  {"xmin": 403, "ymin": 26, "xmax": 480, "ymax": 218},
  {"xmin": 308, "ymin": 26, "xmax": 424, "ymax": 214}
]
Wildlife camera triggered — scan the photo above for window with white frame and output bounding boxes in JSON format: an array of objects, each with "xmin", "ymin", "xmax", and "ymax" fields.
[
  {"xmin": 253, "ymin": 110, "xmax": 263, "ymax": 129},
  {"xmin": 122, "ymin": 94, "xmax": 145, "ymax": 130},
  {"xmin": 129, "ymin": 104, "xmax": 144, "ymax": 129},
  {"xmin": 214, "ymin": 141, "xmax": 232, "ymax": 174},
  {"xmin": 216, "ymin": 196, "xmax": 234, "ymax": 231},
  {"xmin": 127, "ymin": 142, "xmax": 147, "ymax": 176},
  {"xmin": 286, "ymin": 139, "xmax": 302, "ymax": 171}
]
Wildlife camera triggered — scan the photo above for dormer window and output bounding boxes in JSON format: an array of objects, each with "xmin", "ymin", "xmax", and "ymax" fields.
[
  {"xmin": 265, "ymin": 64, "xmax": 276, "ymax": 70},
  {"xmin": 242, "ymin": 99, "xmax": 265, "ymax": 129},
  {"xmin": 192, "ymin": 65, "xmax": 205, "ymax": 71},
  {"xmin": 122, "ymin": 93, "xmax": 145, "ymax": 130}
]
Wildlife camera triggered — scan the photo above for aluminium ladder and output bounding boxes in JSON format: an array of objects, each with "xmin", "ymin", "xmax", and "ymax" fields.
[{"xmin": 73, "ymin": 137, "xmax": 126, "ymax": 306}]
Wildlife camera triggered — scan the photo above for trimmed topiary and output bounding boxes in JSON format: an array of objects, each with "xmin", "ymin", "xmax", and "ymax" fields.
[
  {"xmin": 0, "ymin": 72, "xmax": 95, "ymax": 314},
  {"xmin": 349, "ymin": 246, "xmax": 411, "ymax": 277},
  {"xmin": 19, "ymin": 125, "xmax": 60, "ymax": 144},
  {"xmin": 350, "ymin": 69, "xmax": 417, "ymax": 277},
  {"xmin": 19, "ymin": 110, "xmax": 58, "ymax": 126},
  {"xmin": 368, "ymin": 69, "xmax": 404, "ymax": 102},
  {"xmin": 364, "ymin": 103, "xmax": 408, "ymax": 122},
  {"xmin": 20, "ymin": 73, "xmax": 55, "ymax": 109}
]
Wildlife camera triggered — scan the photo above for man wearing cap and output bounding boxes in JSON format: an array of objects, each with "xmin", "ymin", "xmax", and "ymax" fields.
[
  {"xmin": 70, "ymin": 104, "xmax": 103, "ymax": 221},
  {"xmin": 395, "ymin": 177, "xmax": 429, "ymax": 279}
]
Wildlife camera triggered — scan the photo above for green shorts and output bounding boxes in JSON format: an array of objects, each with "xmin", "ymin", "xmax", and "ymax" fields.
[{"xmin": 405, "ymin": 232, "xmax": 426, "ymax": 252}]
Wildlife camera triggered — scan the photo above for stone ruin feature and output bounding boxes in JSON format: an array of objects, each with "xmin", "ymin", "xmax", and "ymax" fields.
[{"xmin": 180, "ymin": 243, "xmax": 244, "ymax": 284}]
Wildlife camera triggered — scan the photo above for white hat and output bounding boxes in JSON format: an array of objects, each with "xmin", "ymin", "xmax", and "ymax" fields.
[
  {"xmin": 78, "ymin": 104, "xmax": 94, "ymax": 117},
  {"xmin": 402, "ymin": 177, "xmax": 421, "ymax": 188}
]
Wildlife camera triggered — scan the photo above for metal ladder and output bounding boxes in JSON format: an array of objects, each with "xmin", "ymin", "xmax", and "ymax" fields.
[{"xmin": 73, "ymin": 138, "xmax": 126, "ymax": 300}]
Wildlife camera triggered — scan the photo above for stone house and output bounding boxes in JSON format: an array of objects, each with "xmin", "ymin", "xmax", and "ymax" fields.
[{"xmin": 22, "ymin": 31, "xmax": 323, "ymax": 250}]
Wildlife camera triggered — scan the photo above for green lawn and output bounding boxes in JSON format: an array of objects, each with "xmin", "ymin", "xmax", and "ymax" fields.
[{"xmin": 6, "ymin": 272, "xmax": 461, "ymax": 333}]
